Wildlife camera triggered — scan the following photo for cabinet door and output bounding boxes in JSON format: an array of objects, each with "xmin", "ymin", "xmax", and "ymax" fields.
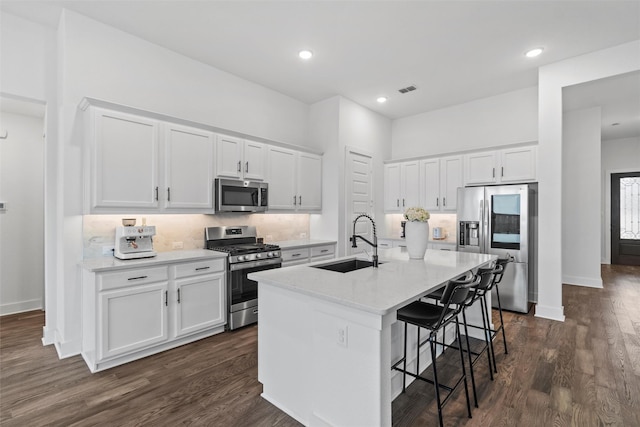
[
  {"xmin": 384, "ymin": 164, "xmax": 401, "ymax": 212},
  {"xmin": 401, "ymin": 161, "xmax": 421, "ymax": 210},
  {"xmin": 500, "ymin": 146, "xmax": 536, "ymax": 183},
  {"xmin": 440, "ymin": 156, "xmax": 463, "ymax": 212},
  {"xmin": 465, "ymin": 151, "xmax": 498, "ymax": 185},
  {"xmin": 164, "ymin": 125, "xmax": 214, "ymax": 209},
  {"xmin": 297, "ymin": 152, "xmax": 322, "ymax": 211},
  {"xmin": 174, "ymin": 272, "xmax": 225, "ymax": 338},
  {"xmin": 243, "ymin": 140, "xmax": 266, "ymax": 181},
  {"xmin": 92, "ymin": 109, "xmax": 159, "ymax": 209},
  {"xmin": 216, "ymin": 135, "xmax": 243, "ymax": 179},
  {"xmin": 421, "ymin": 159, "xmax": 440, "ymax": 211},
  {"xmin": 267, "ymin": 146, "xmax": 297, "ymax": 210},
  {"xmin": 99, "ymin": 282, "xmax": 169, "ymax": 360}
]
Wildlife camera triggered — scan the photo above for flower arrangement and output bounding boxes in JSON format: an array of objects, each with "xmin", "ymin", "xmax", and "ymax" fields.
[{"xmin": 404, "ymin": 207, "xmax": 430, "ymax": 222}]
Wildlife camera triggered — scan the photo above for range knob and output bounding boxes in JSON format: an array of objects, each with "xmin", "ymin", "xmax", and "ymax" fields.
[
  {"xmin": 267, "ymin": 252, "xmax": 274, "ymax": 257},
  {"xmin": 238, "ymin": 255, "xmax": 246, "ymax": 261},
  {"xmin": 256, "ymin": 253, "xmax": 263, "ymax": 259}
]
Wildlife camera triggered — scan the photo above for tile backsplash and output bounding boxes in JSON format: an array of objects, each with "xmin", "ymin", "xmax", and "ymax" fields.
[
  {"xmin": 83, "ymin": 213, "xmax": 310, "ymax": 258},
  {"xmin": 384, "ymin": 213, "xmax": 457, "ymax": 240}
]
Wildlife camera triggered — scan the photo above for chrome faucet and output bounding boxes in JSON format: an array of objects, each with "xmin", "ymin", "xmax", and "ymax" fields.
[{"xmin": 350, "ymin": 214, "xmax": 378, "ymax": 268}]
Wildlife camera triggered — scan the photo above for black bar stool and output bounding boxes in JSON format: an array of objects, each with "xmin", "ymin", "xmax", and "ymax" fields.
[
  {"xmin": 491, "ymin": 255, "xmax": 514, "ymax": 355},
  {"xmin": 392, "ymin": 275, "xmax": 476, "ymax": 427}
]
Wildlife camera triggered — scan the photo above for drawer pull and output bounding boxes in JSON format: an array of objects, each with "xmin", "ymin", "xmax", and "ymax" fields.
[
  {"xmin": 252, "ymin": 308, "xmax": 259, "ymax": 314},
  {"xmin": 127, "ymin": 275, "xmax": 148, "ymax": 281},
  {"xmin": 320, "ymin": 249, "xmax": 329, "ymax": 253},
  {"xmin": 291, "ymin": 253, "xmax": 302, "ymax": 257},
  {"xmin": 195, "ymin": 266, "xmax": 210, "ymax": 271}
]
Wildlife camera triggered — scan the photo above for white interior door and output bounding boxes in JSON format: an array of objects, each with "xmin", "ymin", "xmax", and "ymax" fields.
[{"xmin": 346, "ymin": 149, "xmax": 374, "ymax": 256}]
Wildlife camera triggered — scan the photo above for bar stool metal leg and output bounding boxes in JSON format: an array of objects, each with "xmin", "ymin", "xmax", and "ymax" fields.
[
  {"xmin": 481, "ymin": 294, "xmax": 498, "ymax": 374},
  {"xmin": 429, "ymin": 331, "xmax": 444, "ymax": 427},
  {"xmin": 494, "ymin": 285, "xmax": 509, "ymax": 354},
  {"xmin": 478, "ymin": 295, "xmax": 495, "ymax": 380},
  {"xmin": 460, "ymin": 308, "xmax": 479, "ymax": 407},
  {"xmin": 455, "ymin": 317, "xmax": 473, "ymax": 419}
]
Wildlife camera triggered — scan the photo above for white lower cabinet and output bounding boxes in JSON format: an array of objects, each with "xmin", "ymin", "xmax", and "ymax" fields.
[
  {"xmin": 173, "ymin": 263, "xmax": 225, "ymax": 338},
  {"xmin": 281, "ymin": 243, "xmax": 336, "ymax": 267},
  {"xmin": 82, "ymin": 257, "xmax": 226, "ymax": 372},
  {"xmin": 99, "ymin": 281, "xmax": 169, "ymax": 361}
]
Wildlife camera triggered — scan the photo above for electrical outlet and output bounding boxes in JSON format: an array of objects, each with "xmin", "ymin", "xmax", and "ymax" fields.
[
  {"xmin": 300, "ymin": 232, "xmax": 307, "ymax": 239},
  {"xmin": 337, "ymin": 325, "xmax": 348, "ymax": 347},
  {"xmin": 172, "ymin": 241, "xmax": 184, "ymax": 249},
  {"xmin": 102, "ymin": 245, "xmax": 114, "ymax": 256}
]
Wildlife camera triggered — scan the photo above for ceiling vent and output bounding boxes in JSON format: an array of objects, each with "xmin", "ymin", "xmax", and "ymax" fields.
[{"xmin": 398, "ymin": 85, "xmax": 417, "ymax": 94}]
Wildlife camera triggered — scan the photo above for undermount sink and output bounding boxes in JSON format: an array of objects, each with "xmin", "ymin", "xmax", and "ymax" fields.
[{"xmin": 312, "ymin": 258, "xmax": 382, "ymax": 273}]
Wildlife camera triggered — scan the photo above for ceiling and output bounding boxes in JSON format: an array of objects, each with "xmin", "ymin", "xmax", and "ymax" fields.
[{"xmin": 1, "ymin": 1, "xmax": 639, "ymax": 135}]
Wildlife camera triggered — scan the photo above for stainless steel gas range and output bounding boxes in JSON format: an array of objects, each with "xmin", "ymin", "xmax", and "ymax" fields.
[{"xmin": 205, "ymin": 226, "xmax": 281, "ymax": 330}]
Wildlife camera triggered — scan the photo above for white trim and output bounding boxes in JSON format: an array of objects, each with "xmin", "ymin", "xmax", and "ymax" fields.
[
  {"xmin": 0, "ymin": 300, "xmax": 43, "ymax": 316},
  {"xmin": 562, "ymin": 275, "xmax": 603, "ymax": 289},
  {"xmin": 604, "ymin": 167, "xmax": 639, "ymax": 264},
  {"xmin": 534, "ymin": 304, "xmax": 565, "ymax": 322},
  {"xmin": 344, "ymin": 146, "xmax": 376, "ymax": 257}
]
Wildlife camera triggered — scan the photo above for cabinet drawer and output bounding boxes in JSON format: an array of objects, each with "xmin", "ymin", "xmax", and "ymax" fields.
[
  {"xmin": 98, "ymin": 266, "xmax": 169, "ymax": 291},
  {"xmin": 174, "ymin": 258, "xmax": 225, "ymax": 279},
  {"xmin": 281, "ymin": 248, "xmax": 310, "ymax": 262},
  {"xmin": 311, "ymin": 245, "xmax": 335, "ymax": 258}
]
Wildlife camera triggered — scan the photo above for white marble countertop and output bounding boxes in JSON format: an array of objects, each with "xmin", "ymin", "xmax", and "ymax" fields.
[
  {"xmin": 249, "ymin": 247, "xmax": 496, "ymax": 315},
  {"xmin": 80, "ymin": 249, "xmax": 227, "ymax": 272},
  {"xmin": 275, "ymin": 239, "xmax": 337, "ymax": 250}
]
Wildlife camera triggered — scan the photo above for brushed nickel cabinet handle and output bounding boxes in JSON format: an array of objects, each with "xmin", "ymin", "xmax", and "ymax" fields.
[
  {"xmin": 237, "ymin": 161, "xmax": 241, "ymax": 172},
  {"xmin": 167, "ymin": 187, "xmax": 171, "ymax": 201},
  {"xmin": 127, "ymin": 275, "xmax": 148, "ymax": 281},
  {"xmin": 177, "ymin": 288, "xmax": 181, "ymax": 303}
]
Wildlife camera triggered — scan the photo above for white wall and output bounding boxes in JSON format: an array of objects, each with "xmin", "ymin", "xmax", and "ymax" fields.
[
  {"xmin": 562, "ymin": 107, "xmax": 603, "ymax": 288},
  {"xmin": 0, "ymin": 111, "xmax": 45, "ymax": 315},
  {"xmin": 0, "ymin": 12, "xmax": 48, "ymax": 100},
  {"xmin": 601, "ymin": 136, "xmax": 640, "ymax": 263},
  {"xmin": 391, "ymin": 86, "xmax": 538, "ymax": 159},
  {"xmin": 309, "ymin": 97, "xmax": 341, "ymax": 245},
  {"xmin": 537, "ymin": 39, "xmax": 640, "ymax": 321},
  {"xmin": 60, "ymin": 10, "xmax": 310, "ymax": 147}
]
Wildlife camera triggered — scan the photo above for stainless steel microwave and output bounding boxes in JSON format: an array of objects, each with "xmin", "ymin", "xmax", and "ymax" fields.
[{"xmin": 215, "ymin": 179, "xmax": 268, "ymax": 213}]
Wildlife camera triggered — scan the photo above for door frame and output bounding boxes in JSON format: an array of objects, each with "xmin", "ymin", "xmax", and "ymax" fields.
[{"xmin": 604, "ymin": 167, "xmax": 639, "ymax": 264}]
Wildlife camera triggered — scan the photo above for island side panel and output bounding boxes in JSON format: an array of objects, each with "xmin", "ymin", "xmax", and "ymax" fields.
[{"xmin": 258, "ymin": 281, "xmax": 393, "ymax": 427}]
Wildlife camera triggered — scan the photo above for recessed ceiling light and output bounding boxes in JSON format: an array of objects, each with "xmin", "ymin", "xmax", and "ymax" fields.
[
  {"xmin": 377, "ymin": 97, "xmax": 388, "ymax": 104},
  {"xmin": 298, "ymin": 50, "xmax": 313, "ymax": 60},
  {"xmin": 525, "ymin": 47, "xmax": 544, "ymax": 58}
]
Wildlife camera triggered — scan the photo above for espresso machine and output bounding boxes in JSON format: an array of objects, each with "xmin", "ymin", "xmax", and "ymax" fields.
[{"xmin": 114, "ymin": 220, "xmax": 157, "ymax": 259}]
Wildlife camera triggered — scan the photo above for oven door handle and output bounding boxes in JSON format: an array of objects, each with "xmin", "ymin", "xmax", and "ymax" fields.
[{"xmin": 229, "ymin": 259, "xmax": 282, "ymax": 271}]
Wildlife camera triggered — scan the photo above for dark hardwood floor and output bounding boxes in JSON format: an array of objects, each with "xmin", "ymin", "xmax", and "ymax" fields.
[{"xmin": 1, "ymin": 264, "xmax": 639, "ymax": 426}]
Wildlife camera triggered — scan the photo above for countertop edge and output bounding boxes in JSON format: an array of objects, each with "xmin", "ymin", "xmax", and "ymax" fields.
[
  {"xmin": 80, "ymin": 250, "xmax": 228, "ymax": 272},
  {"xmin": 276, "ymin": 239, "xmax": 338, "ymax": 250}
]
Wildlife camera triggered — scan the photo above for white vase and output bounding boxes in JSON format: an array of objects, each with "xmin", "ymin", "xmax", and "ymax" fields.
[{"xmin": 405, "ymin": 221, "xmax": 429, "ymax": 259}]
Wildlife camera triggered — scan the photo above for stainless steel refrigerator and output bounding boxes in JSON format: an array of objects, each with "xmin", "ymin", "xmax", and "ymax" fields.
[{"xmin": 456, "ymin": 184, "xmax": 537, "ymax": 313}]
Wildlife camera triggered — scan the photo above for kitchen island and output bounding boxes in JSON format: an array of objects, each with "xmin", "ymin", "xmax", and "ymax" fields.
[{"xmin": 248, "ymin": 247, "xmax": 496, "ymax": 427}]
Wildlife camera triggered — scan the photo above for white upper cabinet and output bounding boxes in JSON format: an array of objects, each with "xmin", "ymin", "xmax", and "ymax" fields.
[
  {"xmin": 297, "ymin": 152, "xmax": 322, "ymax": 211},
  {"xmin": 422, "ymin": 155, "xmax": 463, "ymax": 212},
  {"xmin": 465, "ymin": 151, "xmax": 499, "ymax": 185},
  {"xmin": 267, "ymin": 146, "xmax": 322, "ymax": 212},
  {"xmin": 90, "ymin": 108, "xmax": 160, "ymax": 210},
  {"xmin": 464, "ymin": 145, "xmax": 536, "ymax": 186},
  {"xmin": 499, "ymin": 146, "xmax": 537, "ymax": 183},
  {"xmin": 384, "ymin": 163, "xmax": 401, "ymax": 212},
  {"xmin": 384, "ymin": 161, "xmax": 420, "ymax": 213},
  {"xmin": 164, "ymin": 124, "xmax": 214, "ymax": 210},
  {"xmin": 86, "ymin": 107, "xmax": 216, "ymax": 213},
  {"xmin": 216, "ymin": 135, "xmax": 266, "ymax": 181}
]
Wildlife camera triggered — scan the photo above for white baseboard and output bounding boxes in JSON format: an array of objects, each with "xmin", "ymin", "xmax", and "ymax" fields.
[
  {"xmin": 535, "ymin": 304, "xmax": 565, "ymax": 322},
  {"xmin": 53, "ymin": 329, "xmax": 81, "ymax": 359},
  {"xmin": 0, "ymin": 299, "xmax": 43, "ymax": 316},
  {"xmin": 562, "ymin": 275, "xmax": 603, "ymax": 289}
]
